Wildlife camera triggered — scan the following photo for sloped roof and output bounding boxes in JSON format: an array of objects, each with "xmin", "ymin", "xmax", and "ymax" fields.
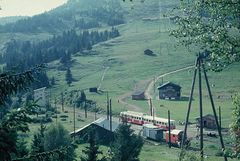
[
  {"xmin": 70, "ymin": 117, "xmax": 119, "ymax": 136},
  {"xmin": 196, "ymin": 114, "xmax": 215, "ymax": 121},
  {"xmin": 94, "ymin": 117, "xmax": 119, "ymax": 131},
  {"xmin": 132, "ymin": 90, "xmax": 145, "ymax": 96},
  {"xmin": 157, "ymin": 82, "xmax": 181, "ymax": 89}
]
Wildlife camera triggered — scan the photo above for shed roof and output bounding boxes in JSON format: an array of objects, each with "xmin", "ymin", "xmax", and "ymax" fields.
[
  {"xmin": 196, "ymin": 114, "xmax": 215, "ymax": 121},
  {"xmin": 132, "ymin": 90, "xmax": 145, "ymax": 96},
  {"xmin": 157, "ymin": 82, "xmax": 181, "ymax": 90},
  {"xmin": 70, "ymin": 117, "xmax": 119, "ymax": 135}
]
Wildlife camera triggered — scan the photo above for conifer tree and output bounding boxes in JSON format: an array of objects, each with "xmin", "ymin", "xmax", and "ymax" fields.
[
  {"xmin": 65, "ymin": 67, "xmax": 73, "ymax": 86},
  {"xmin": 81, "ymin": 128, "xmax": 105, "ymax": 161},
  {"xmin": 110, "ymin": 124, "xmax": 143, "ymax": 161}
]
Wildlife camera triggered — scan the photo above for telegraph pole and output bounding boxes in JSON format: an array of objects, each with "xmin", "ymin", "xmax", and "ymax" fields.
[
  {"xmin": 61, "ymin": 92, "xmax": 64, "ymax": 112},
  {"xmin": 168, "ymin": 110, "xmax": 171, "ymax": 148}
]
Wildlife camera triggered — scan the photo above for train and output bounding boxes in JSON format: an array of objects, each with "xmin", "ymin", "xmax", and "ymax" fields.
[
  {"xmin": 119, "ymin": 111, "xmax": 176, "ymax": 130},
  {"xmin": 120, "ymin": 111, "xmax": 187, "ymax": 147}
]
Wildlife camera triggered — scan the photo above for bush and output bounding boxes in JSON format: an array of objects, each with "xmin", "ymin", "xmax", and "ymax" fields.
[
  {"xmin": 60, "ymin": 115, "xmax": 68, "ymax": 118},
  {"xmin": 61, "ymin": 118, "xmax": 67, "ymax": 121},
  {"xmin": 32, "ymin": 116, "xmax": 52, "ymax": 123}
]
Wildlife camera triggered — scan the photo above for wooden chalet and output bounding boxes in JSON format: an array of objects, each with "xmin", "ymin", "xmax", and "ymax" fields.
[
  {"xmin": 196, "ymin": 114, "xmax": 217, "ymax": 129},
  {"xmin": 157, "ymin": 82, "xmax": 181, "ymax": 100},
  {"xmin": 132, "ymin": 90, "xmax": 146, "ymax": 100}
]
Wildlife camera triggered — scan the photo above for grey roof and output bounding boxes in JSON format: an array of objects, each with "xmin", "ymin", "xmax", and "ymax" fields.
[
  {"xmin": 157, "ymin": 81, "xmax": 181, "ymax": 89},
  {"xmin": 94, "ymin": 117, "xmax": 119, "ymax": 132},
  {"xmin": 196, "ymin": 114, "xmax": 215, "ymax": 121},
  {"xmin": 132, "ymin": 90, "xmax": 145, "ymax": 96},
  {"xmin": 70, "ymin": 117, "xmax": 119, "ymax": 135}
]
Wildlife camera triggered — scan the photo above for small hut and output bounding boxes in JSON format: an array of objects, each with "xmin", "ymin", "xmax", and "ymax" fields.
[
  {"xmin": 132, "ymin": 90, "xmax": 146, "ymax": 100},
  {"xmin": 157, "ymin": 82, "xmax": 181, "ymax": 100},
  {"xmin": 196, "ymin": 114, "xmax": 217, "ymax": 129},
  {"xmin": 144, "ymin": 49, "xmax": 155, "ymax": 56}
]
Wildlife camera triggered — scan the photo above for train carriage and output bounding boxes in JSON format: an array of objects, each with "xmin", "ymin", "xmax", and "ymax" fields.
[{"xmin": 120, "ymin": 111, "xmax": 176, "ymax": 130}]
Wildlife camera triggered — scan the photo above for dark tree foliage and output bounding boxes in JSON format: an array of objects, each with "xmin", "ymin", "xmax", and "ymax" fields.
[
  {"xmin": 110, "ymin": 124, "xmax": 144, "ymax": 161},
  {"xmin": 15, "ymin": 138, "xmax": 29, "ymax": 159},
  {"xmin": 43, "ymin": 123, "xmax": 76, "ymax": 161},
  {"xmin": 31, "ymin": 122, "xmax": 46, "ymax": 155},
  {"xmin": 0, "ymin": 104, "xmax": 38, "ymax": 161},
  {"xmin": 3, "ymin": 28, "xmax": 120, "ymax": 71},
  {"xmin": 171, "ymin": 0, "xmax": 240, "ymax": 71},
  {"xmin": 81, "ymin": 128, "xmax": 106, "ymax": 161},
  {"xmin": 0, "ymin": 65, "xmax": 43, "ymax": 106},
  {"xmin": 0, "ymin": 0, "xmax": 124, "ymax": 33},
  {"xmin": 65, "ymin": 67, "xmax": 73, "ymax": 86}
]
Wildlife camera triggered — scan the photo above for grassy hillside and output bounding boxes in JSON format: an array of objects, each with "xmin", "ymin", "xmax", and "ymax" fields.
[{"xmin": 0, "ymin": 0, "xmax": 239, "ymax": 160}]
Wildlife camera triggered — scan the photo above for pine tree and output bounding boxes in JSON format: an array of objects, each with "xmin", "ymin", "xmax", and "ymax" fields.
[
  {"xmin": 0, "ymin": 65, "xmax": 42, "ymax": 160},
  {"xmin": 65, "ymin": 67, "xmax": 73, "ymax": 86},
  {"xmin": 81, "ymin": 128, "xmax": 105, "ymax": 161},
  {"xmin": 110, "ymin": 124, "xmax": 144, "ymax": 161},
  {"xmin": 31, "ymin": 122, "xmax": 46, "ymax": 155},
  {"xmin": 230, "ymin": 94, "xmax": 240, "ymax": 158}
]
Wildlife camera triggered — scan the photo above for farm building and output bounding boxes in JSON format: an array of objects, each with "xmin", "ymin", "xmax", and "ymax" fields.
[
  {"xmin": 157, "ymin": 82, "xmax": 181, "ymax": 100},
  {"xmin": 144, "ymin": 49, "xmax": 155, "ymax": 56},
  {"xmin": 70, "ymin": 118, "xmax": 119, "ymax": 144},
  {"xmin": 132, "ymin": 90, "xmax": 146, "ymax": 100},
  {"xmin": 34, "ymin": 87, "xmax": 48, "ymax": 107},
  {"xmin": 196, "ymin": 114, "xmax": 217, "ymax": 129},
  {"xmin": 143, "ymin": 124, "xmax": 164, "ymax": 141},
  {"xmin": 89, "ymin": 87, "xmax": 98, "ymax": 93}
]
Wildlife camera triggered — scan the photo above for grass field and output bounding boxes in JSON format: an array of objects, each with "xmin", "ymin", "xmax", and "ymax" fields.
[{"xmin": 1, "ymin": 0, "xmax": 239, "ymax": 160}]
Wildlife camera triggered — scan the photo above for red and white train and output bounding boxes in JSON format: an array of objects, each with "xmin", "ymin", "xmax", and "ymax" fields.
[{"xmin": 119, "ymin": 111, "xmax": 176, "ymax": 130}]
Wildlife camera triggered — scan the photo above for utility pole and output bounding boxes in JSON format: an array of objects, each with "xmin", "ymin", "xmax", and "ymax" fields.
[
  {"xmin": 180, "ymin": 55, "xmax": 227, "ymax": 161},
  {"xmin": 168, "ymin": 110, "xmax": 171, "ymax": 148},
  {"xmin": 149, "ymin": 98, "xmax": 153, "ymax": 116},
  {"xmin": 84, "ymin": 101, "xmax": 87, "ymax": 118},
  {"xmin": 109, "ymin": 99, "xmax": 112, "ymax": 132},
  {"xmin": 107, "ymin": 91, "xmax": 109, "ymax": 120},
  {"xmin": 219, "ymin": 106, "xmax": 221, "ymax": 130},
  {"xmin": 61, "ymin": 92, "xmax": 64, "ymax": 112},
  {"xmin": 73, "ymin": 103, "xmax": 76, "ymax": 140}
]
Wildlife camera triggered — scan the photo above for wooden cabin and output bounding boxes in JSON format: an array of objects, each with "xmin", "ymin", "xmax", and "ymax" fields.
[
  {"xmin": 132, "ymin": 90, "xmax": 146, "ymax": 100},
  {"xmin": 196, "ymin": 114, "xmax": 217, "ymax": 129},
  {"xmin": 157, "ymin": 82, "xmax": 181, "ymax": 100}
]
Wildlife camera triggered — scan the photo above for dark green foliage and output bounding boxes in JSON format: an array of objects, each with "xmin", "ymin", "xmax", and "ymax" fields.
[
  {"xmin": 3, "ymin": 28, "xmax": 120, "ymax": 72},
  {"xmin": 172, "ymin": 0, "xmax": 240, "ymax": 71},
  {"xmin": 0, "ymin": 0, "xmax": 124, "ymax": 33},
  {"xmin": 110, "ymin": 124, "xmax": 144, "ymax": 161},
  {"xmin": 0, "ymin": 65, "xmax": 42, "ymax": 106},
  {"xmin": 43, "ymin": 123, "xmax": 76, "ymax": 161},
  {"xmin": 65, "ymin": 67, "xmax": 73, "ymax": 86},
  {"xmin": 0, "ymin": 104, "xmax": 37, "ymax": 161},
  {"xmin": 230, "ymin": 94, "xmax": 240, "ymax": 158},
  {"xmin": 16, "ymin": 138, "xmax": 29, "ymax": 158},
  {"xmin": 81, "ymin": 128, "xmax": 105, "ymax": 161},
  {"xmin": 31, "ymin": 123, "xmax": 46, "ymax": 155}
]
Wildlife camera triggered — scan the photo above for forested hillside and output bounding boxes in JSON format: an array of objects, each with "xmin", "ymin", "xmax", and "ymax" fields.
[{"xmin": 0, "ymin": 0, "xmax": 124, "ymax": 33}]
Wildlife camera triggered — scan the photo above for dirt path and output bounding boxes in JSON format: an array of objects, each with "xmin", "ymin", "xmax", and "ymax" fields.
[
  {"xmin": 118, "ymin": 65, "xmax": 195, "ymax": 111},
  {"xmin": 98, "ymin": 66, "xmax": 110, "ymax": 90}
]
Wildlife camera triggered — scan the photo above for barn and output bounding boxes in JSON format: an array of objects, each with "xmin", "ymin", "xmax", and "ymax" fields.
[
  {"xmin": 70, "ymin": 118, "xmax": 119, "ymax": 144},
  {"xmin": 196, "ymin": 114, "xmax": 217, "ymax": 129},
  {"xmin": 132, "ymin": 90, "xmax": 146, "ymax": 100},
  {"xmin": 157, "ymin": 82, "xmax": 181, "ymax": 100}
]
